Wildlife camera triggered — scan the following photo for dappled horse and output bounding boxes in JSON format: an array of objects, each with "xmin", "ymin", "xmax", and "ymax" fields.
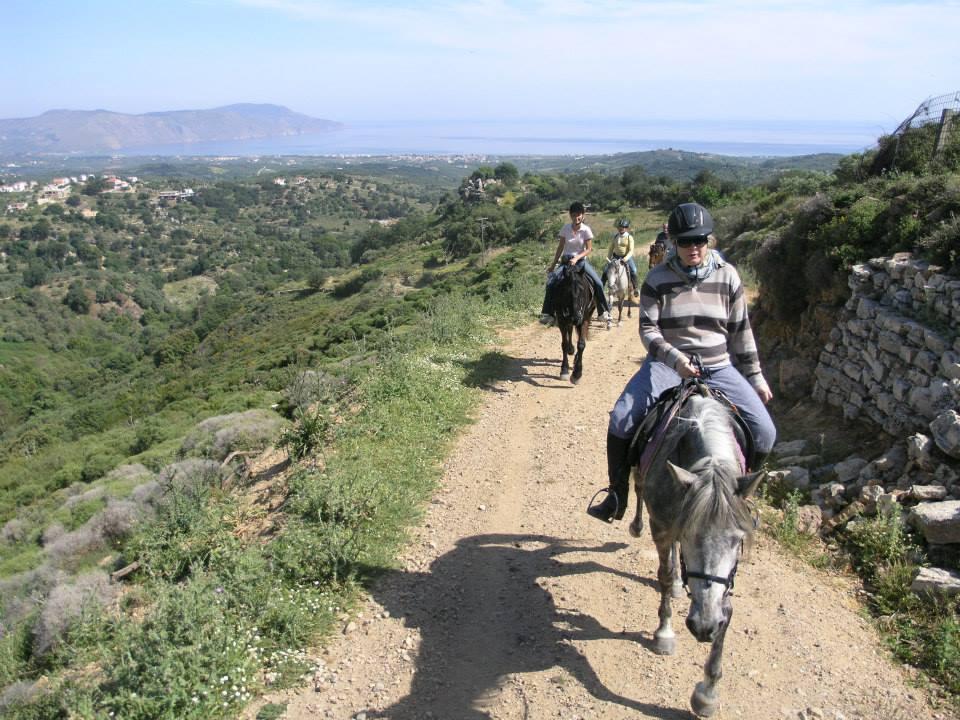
[
  {"xmin": 603, "ymin": 258, "xmax": 631, "ymax": 327},
  {"xmin": 629, "ymin": 387, "xmax": 763, "ymax": 717},
  {"xmin": 553, "ymin": 258, "xmax": 595, "ymax": 383},
  {"xmin": 648, "ymin": 240, "xmax": 666, "ymax": 269}
]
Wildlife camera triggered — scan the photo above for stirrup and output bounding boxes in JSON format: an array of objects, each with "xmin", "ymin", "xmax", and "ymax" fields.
[{"xmin": 586, "ymin": 487, "xmax": 621, "ymax": 523}]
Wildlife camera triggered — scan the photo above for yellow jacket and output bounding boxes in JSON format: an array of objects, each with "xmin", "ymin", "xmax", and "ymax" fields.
[{"xmin": 608, "ymin": 231, "xmax": 634, "ymax": 260}]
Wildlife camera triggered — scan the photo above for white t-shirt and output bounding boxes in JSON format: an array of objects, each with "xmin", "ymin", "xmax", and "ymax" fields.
[{"xmin": 559, "ymin": 222, "xmax": 594, "ymax": 256}]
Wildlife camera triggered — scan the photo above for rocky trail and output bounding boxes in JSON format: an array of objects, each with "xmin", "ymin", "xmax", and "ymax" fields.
[{"xmin": 249, "ymin": 315, "xmax": 956, "ymax": 720}]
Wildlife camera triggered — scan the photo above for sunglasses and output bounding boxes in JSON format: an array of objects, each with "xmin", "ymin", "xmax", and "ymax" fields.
[{"xmin": 676, "ymin": 236, "xmax": 709, "ymax": 248}]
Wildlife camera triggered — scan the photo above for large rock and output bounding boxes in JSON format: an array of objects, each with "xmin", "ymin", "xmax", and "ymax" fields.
[
  {"xmin": 911, "ymin": 567, "xmax": 960, "ymax": 598},
  {"xmin": 834, "ymin": 456, "xmax": 868, "ymax": 484},
  {"xmin": 908, "ymin": 501, "xmax": 960, "ymax": 544},
  {"xmin": 930, "ymin": 410, "xmax": 960, "ymax": 459}
]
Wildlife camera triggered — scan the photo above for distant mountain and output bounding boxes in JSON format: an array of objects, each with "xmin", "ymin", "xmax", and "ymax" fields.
[{"xmin": 0, "ymin": 104, "xmax": 344, "ymax": 154}]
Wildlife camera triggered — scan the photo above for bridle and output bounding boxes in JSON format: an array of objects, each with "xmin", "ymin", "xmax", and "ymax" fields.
[{"xmin": 679, "ymin": 540, "xmax": 742, "ymax": 597}]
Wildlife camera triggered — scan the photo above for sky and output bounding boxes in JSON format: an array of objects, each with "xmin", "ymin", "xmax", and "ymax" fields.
[{"xmin": 4, "ymin": 0, "xmax": 960, "ymax": 133}]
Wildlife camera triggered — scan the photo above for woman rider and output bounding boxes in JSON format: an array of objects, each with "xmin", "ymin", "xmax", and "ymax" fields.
[
  {"xmin": 587, "ymin": 202, "xmax": 776, "ymax": 525},
  {"xmin": 539, "ymin": 201, "xmax": 611, "ymax": 325},
  {"xmin": 603, "ymin": 218, "xmax": 640, "ymax": 298}
]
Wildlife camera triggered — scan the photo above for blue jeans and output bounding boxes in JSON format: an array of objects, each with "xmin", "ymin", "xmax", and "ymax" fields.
[
  {"xmin": 608, "ymin": 359, "xmax": 776, "ymax": 454},
  {"xmin": 541, "ymin": 259, "xmax": 610, "ymax": 316}
]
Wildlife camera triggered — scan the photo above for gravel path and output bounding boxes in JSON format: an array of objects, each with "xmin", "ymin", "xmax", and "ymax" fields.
[{"xmin": 250, "ymin": 317, "xmax": 955, "ymax": 720}]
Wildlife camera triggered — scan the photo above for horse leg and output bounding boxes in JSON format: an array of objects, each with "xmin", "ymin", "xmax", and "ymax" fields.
[
  {"xmin": 571, "ymin": 324, "xmax": 586, "ymax": 383},
  {"xmin": 651, "ymin": 531, "xmax": 677, "ymax": 655},
  {"xmin": 690, "ymin": 602, "xmax": 731, "ymax": 717},
  {"xmin": 559, "ymin": 326, "xmax": 571, "ymax": 381},
  {"xmin": 670, "ymin": 543, "xmax": 684, "ymax": 598}
]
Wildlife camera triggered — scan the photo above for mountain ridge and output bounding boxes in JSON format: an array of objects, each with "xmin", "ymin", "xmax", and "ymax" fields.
[{"xmin": 0, "ymin": 103, "xmax": 343, "ymax": 154}]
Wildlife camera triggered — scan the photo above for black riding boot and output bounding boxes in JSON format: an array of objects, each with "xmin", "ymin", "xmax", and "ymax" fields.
[{"xmin": 587, "ymin": 433, "xmax": 633, "ymax": 522}]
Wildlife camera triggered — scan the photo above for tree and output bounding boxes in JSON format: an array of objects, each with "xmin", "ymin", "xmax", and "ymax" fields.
[
  {"xmin": 494, "ymin": 162, "xmax": 520, "ymax": 185},
  {"xmin": 22, "ymin": 260, "xmax": 48, "ymax": 288},
  {"xmin": 64, "ymin": 280, "xmax": 91, "ymax": 314}
]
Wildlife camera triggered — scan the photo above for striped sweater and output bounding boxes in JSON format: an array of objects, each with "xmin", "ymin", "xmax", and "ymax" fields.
[{"xmin": 639, "ymin": 251, "xmax": 768, "ymax": 390}]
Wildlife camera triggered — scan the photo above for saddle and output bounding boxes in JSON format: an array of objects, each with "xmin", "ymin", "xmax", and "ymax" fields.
[{"xmin": 628, "ymin": 376, "xmax": 756, "ymax": 478}]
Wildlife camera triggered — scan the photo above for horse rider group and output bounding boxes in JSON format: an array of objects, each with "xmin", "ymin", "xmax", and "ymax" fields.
[{"xmin": 536, "ymin": 200, "xmax": 777, "ymax": 527}]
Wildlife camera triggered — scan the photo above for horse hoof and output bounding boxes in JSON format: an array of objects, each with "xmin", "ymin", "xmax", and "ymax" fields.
[
  {"xmin": 690, "ymin": 682, "xmax": 720, "ymax": 717},
  {"xmin": 559, "ymin": 372, "xmax": 571, "ymax": 381},
  {"xmin": 653, "ymin": 634, "xmax": 676, "ymax": 656},
  {"xmin": 571, "ymin": 374, "xmax": 581, "ymax": 385}
]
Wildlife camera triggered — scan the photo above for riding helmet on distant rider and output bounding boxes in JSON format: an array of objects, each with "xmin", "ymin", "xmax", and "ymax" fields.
[{"xmin": 616, "ymin": 218, "xmax": 631, "ymax": 229}]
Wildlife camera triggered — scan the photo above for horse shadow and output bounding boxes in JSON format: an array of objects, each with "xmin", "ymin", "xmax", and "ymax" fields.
[
  {"xmin": 456, "ymin": 351, "xmax": 579, "ymax": 390},
  {"xmin": 363, "ymin": 534, "xmax": 691, "ymax": 719}
]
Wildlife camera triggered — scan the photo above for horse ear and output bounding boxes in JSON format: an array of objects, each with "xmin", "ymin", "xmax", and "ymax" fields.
[
  {"xmin": 737, "ymin": 471, "xmax": 766, "ymax": 499},
  {"xmin": 666, "ymin": 461, "xmax": 697, "ymax": 488}
]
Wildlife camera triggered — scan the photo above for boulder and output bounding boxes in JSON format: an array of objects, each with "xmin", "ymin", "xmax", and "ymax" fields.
[
  {"xmin": 796, "ymin": 505, "xmax": 823, "ymax": 536},
  {"xmin": 909, "ymin": 485, "xmax": 949, "ymax": 502},
  {"xmin": 930, "ymin": 410, "xmax": 960, "ymax": 459},
  {"xmin": 772, "ymin": 439, "xmax": 808, "ymax": 457},
  {"xmin": 910, "ymin": 567, "xmax": 960, "ymax": 598},
  {"xmin": 908, "ymin": 501, "xmax": 960, "ymax": 544},
  {"xmin": 834, "ymin": 456, "xmax": 868, "ymax": 484}
]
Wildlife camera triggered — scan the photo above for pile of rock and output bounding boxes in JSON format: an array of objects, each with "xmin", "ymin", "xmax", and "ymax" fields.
[{"xmin": 768, "ymin": 433, "xmax": 960, "ymax": 599}]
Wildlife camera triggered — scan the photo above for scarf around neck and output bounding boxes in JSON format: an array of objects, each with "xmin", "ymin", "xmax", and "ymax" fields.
[{"xmin": 669, "ymin": 249, "xmax": 719, "ymax": 283}]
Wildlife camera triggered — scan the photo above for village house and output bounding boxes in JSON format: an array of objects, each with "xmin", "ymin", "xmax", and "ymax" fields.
[{"xmin": 5, "ymin": 201, "xmax": 28, "ymax": 213}]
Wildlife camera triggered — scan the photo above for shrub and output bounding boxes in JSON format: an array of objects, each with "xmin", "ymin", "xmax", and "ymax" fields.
[
  {"xmin": 32, "ymin": 571, "xmax": 115, "ymax": 657},
  {"xmin": 1, "ymin": 519, "xmax": 28, "ymax": 545},
  {"xmin": 179, "ymin": 410, "xmax": 284, "ymax": 461}
]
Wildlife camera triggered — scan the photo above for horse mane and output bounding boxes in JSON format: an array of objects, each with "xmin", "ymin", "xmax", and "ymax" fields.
[
  {"xmin": 555, "ymin": 264, "xmax": 594, "ymax": 326},
  {"xmin": 669, "ymin": 395, "xmax": 756, "ymax": 539}
]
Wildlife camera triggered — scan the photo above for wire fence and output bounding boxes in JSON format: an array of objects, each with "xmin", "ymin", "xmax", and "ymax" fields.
[{"xmin": 892, "ymin": 91, "xmax": 960, "ymax": 135}]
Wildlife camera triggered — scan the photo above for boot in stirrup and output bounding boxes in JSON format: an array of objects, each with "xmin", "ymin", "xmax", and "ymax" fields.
[{"xmin": 587, "ymin": 434, "xmax": 632, "ymax": 523}]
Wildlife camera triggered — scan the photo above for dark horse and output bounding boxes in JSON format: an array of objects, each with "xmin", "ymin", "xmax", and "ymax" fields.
[
  {"xmin": 629, "ymin": 390, "xmax": 763, "ymax": 717},
  {"xmin": 553, "ymin": 257, "xmax": 596, "ymax": 384}
]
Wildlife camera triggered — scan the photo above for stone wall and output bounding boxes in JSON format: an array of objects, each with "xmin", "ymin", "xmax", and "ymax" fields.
[{"xmin": 812, "ymin": 252, "xmax": 960, "ymax": 459}]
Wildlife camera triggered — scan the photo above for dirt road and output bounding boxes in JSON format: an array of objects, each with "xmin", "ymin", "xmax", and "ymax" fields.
[{"xmin": 253, "ymin": 317, "xmax": 954, "ymax": 720}]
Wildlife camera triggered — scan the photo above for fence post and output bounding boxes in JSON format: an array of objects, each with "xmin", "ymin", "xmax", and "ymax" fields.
[{"xmin": 933, "ymin": 109, "xmax": 956, "ymax": 159}]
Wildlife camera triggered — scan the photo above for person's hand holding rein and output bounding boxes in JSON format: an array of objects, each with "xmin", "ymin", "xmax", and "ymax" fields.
[{"xmin": 676, "ymin": 357, "xmax": 701, "ymax": 379}]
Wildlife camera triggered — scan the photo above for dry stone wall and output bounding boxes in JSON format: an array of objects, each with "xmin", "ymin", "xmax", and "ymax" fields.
[
  {"xmin": 813, "ymin": 253, "xmax": 960, "ymax": 459},
  {"xmin": 784, "ymin": 254, "xmax": 960, "ymax": 596}
]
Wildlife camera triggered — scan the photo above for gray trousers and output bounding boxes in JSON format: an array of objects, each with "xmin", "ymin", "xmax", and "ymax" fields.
[{"xmin": 608, "ymin": 359, "xmax": 776, "ymax": 454}]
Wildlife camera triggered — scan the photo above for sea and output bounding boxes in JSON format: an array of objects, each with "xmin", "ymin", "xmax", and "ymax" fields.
[{"xmin": 117, "ymin": 118, "xmax": 884, "ymax": 158}]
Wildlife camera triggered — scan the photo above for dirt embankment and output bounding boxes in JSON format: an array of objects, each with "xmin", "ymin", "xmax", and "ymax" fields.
[{"xmin": 249, "ymin": 317, "xmax": 955, "ymax": 720}]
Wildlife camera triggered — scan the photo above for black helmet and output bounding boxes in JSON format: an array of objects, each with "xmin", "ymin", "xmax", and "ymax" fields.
[
  {"xmin": 569, "ymin": 201, "xmax": 585, "ymax": 214},
  {"xmin": 616, "ymin": 218, "xmax": 630, "ymax": 229},
  {"xmin": 667, "ymin": 202, "xmax": 713, "ymax": 240}
]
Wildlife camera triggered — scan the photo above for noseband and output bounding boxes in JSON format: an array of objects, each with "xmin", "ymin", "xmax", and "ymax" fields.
[{"xmin": 679, "ymin": 541, "xmax": 742, "ymax": 597}]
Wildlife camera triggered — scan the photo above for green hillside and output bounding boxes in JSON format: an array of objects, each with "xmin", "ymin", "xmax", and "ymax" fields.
[{"xmin": 1, "ymin": 131, "xmax": 958, "ymax": 716}]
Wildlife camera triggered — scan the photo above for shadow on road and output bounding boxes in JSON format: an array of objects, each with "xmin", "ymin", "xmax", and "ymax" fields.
[
  {"xmin": 365, "ymin": 534, "xmax": 691, "ymax": 719},
  {"xmin": 457, "ymin": 350, "xmax": 584, "ymax": 390}
]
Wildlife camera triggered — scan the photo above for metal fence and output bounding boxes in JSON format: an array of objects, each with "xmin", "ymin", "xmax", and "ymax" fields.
[{"xmin": 892, "ymin": 91, "xmax": 960, "ymax": 135}]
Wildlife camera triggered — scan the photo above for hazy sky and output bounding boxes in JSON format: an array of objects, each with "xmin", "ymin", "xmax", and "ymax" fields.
[{"xmin": 5, "ymin": 0, "xmax": 959, "ymax": 131}]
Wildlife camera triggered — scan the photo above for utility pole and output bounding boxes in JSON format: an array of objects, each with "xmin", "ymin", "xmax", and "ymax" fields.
[{"xmin": 478, "ymin": 217, "xmax": 488, "ymax": 263}]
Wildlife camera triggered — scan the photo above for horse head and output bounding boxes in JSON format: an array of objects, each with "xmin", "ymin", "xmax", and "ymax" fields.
[
  {"xmin": 664, "ymin": 397, "xmax": 763, "ymax": 644},
  {"xmin": 555, "ymin": 262, "xmax": 592, "ymax": 327}
]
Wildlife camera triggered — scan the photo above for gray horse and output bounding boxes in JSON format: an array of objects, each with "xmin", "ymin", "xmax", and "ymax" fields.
[
  {"xmin": 603, "ymin": 258, "xmax": 631, "ymax": 328},
  {"xmin": 629, "ymin": 391, "xmax": 763, "ymax": 718}
]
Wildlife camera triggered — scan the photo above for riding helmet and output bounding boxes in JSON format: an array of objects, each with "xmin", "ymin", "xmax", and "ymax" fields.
[
  {"xmin": 667, "ymin": 202, "xmax": 713, "ymax": 240},
  {"xmin": 616, "ymin": 218, "xmax": 631, "ymax": 229}
]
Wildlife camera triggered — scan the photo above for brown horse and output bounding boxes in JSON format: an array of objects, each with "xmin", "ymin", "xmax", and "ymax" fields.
[
  {"xmin": 648, "ymin": 240, "xmax": 666, "ymax": 269},
  {"xmin": 553, "ymin": 259, "xmax": 595, "ymax": 384}
]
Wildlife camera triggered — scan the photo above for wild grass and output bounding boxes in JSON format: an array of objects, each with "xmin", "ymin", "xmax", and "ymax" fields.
[{"xmin": 0, "ymin": 250, "xmax": 532, "ymax": 718}]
